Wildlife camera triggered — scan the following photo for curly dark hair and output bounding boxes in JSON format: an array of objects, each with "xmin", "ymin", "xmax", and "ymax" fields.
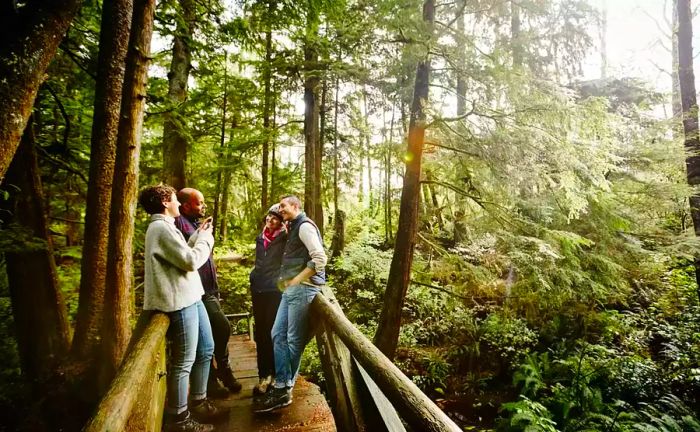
[{"xmin": 138, "ymin": 184, "xmax": 176, "ymax": 215}]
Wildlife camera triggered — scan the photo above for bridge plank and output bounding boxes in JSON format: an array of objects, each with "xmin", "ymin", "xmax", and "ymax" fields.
[{"xmin": 215, "ymin": 335, "xmax": 336, "ymax": 432}]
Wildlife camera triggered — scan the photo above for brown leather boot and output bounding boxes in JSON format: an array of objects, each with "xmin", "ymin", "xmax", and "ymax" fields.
[{"xmin": 218, "ymin": 365, "xmax": 242, "ymax": 393}]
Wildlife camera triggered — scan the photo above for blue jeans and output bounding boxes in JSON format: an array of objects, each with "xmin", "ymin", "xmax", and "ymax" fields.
[
  {"xmin": 166, "ymin": 300, "xmax": 214, "ymax": 414},
  {"xmin": 271, "ymin": 284, "xmax": 320, "ymax": 389}
]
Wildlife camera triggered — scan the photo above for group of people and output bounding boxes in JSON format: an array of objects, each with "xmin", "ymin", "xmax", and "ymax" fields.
[{"xmin": 138, "ymin": 184, "xmax": 327, "ymax": 432}]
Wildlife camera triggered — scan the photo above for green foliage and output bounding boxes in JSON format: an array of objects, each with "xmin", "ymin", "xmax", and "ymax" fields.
[{"xmin": 498, "ymin": 396, "xmax": 558, "ymax": 432}]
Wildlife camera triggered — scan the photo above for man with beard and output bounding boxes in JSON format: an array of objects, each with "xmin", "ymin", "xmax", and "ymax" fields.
[{"xmin": 175, "ymin": 188, "xmax": 242, "ymax": 397}]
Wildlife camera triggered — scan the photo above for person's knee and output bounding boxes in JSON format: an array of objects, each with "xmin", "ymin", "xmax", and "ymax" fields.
[
  {"xmin": 172, "ymin": 353, "xmax": 196, "ymax": 372},
  {"xmin": 209, "ymin": 312, "xmax": 231, "ymax": 335}
]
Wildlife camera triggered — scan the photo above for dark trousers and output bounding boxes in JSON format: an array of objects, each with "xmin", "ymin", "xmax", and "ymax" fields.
[
  {"xmin": 252, "ymin": 290, "xmax": 282, "ymax": 378},
  {"xmin": 202, "ymin": 294, "xmax": 232, "ymax": 372}
]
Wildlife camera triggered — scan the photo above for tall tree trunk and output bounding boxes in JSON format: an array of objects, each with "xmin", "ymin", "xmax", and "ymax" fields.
[
  {"xmin": 374, "ymin": 0, "xmax": 434, "ymax": 359},
  {"xmin": 262, "ymin": 4, "xmax": 273, "ymax": 212},
  {"xmin": 219, "ymin": 169, "xmax": 232, "ymax": 242},
  {"xmin": 100, "ymin": 0, "xmax": 155, "ymax": 389},
  {"xmin": 333, "ymin": 72, "xmax": 340, "ymax": 215},
  {"xmin": 330, "ymin": 210, "xmax": 346, "ymax": 261},
  {"xmin": 71, "ymin": 0, "xmax": 133, "ymax": 364},
  {"xmin": 599, "ymin": 0, "xmax": 607, "ymax": 79},
  {"xmin": 672, "ymin": 1, "xmax": 682, "ymax": 137},
  {"xmin": 386, "ymin": 101, "xmax": 396, "ymax": 243},
  {"xmin": 271, "ymin": 89, "xmax": 278, "ymax": 201},
  {"xmin": 456, "ymin": 0, "xmax": 467, "ymax": 116},
  {"xmin": 219, "ymin": 112, "xmax": 238, "ymax": 242},
  {"xmin": 213, "ymin": 53, "xmax": 228, "ymax": 238},
  {"xmin": 162, "ymin": 0, "xmax": 195, "ymax": 190},
  {"xmin": 364, "ymin": 90, "xmax": 373, "ymax": 210},
  {"xmin": 511, "ymin": 0, "xmax": 522, "ymax": 67},
  {"xmin": 426, "ymin": 170, "xmax": 444, "ymax": 230},
  {"xmin": 3, "ymin": 117, "xmax": 70, "ymax": 383},
  {"xmin": 303, "ymin": 2, "xmax": 322, "ymax": 231},
  {"xmin": 677, "ymin": 0, "xmax": 700, "ymax": 303},
  {"xmin": 317, "ymin": 78, "xmax": 326, "ymax": 233},
  {"xmin": 0, "ymin": 0, "xmax": 82, "ymax": 181}
]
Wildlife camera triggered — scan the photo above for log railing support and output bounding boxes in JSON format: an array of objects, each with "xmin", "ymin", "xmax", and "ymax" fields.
[
  {"xmin": 83, "ymin": 312, "xmax": 169, "ymax": 432},
  {"xmin": 312, "ymin": 287, "xmax": 460, "ymax": 432}
]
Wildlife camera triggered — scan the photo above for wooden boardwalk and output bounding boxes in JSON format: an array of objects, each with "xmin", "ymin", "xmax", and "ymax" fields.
[{"xmin": 215, "ymin": 335, "xmax": 336, "ymax": 432}]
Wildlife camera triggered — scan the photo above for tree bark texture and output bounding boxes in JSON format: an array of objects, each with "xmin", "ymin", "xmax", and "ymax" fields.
[
  {"xmin": 374, "ymin": 0, "xmax": 434, "ymax": 359},
  {"xmin": 162, "ymin": 0, "xmax": 195, "ymax": 191},
  {"xmin": 72, "ymin": 0, "xmax": 134, "ymax": 363},
  {"xmin": 3, "ymin": 119, "xmax": 70, "ymax": 382},
  {"xmin": 330, "ymin": 209, "xmax": 346, "ymax": 262},
  {"xmin": 0, "ymin": 0, "xmax": 82, "ymax": 181},
  {"xmin": 304, "ymin": 1, "xmax": 323, "ymax": 233},
  {"xmin": 426, "ymin": 170, "xmax": 444, "ymax": 230},
  {"xmin": 100, "ymin": 0, "xmax": 155, "ymax": 388},
  {"xmin": 677, "ymin": 0, "xmax": 700, "ymax": 302}
]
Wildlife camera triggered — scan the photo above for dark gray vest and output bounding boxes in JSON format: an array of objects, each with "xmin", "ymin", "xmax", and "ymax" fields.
[{"xmin": 279, "ymin": 213, "xmax": 325, "ymax": 285}]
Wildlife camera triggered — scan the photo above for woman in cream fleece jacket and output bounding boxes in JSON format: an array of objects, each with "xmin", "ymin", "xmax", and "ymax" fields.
[{"xmin": 139, "ymin": 185, "xmax": 227, "ymax": 432}]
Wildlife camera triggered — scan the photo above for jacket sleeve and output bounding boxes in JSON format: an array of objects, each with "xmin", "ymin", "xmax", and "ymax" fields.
[
  {"xmin": 154, "ymin": 223, "xmax": 214, "ymax": 272},
  {"xmin": 187, "ymin": 229, "xmax": 200, "ymax": 247},
  {"xmin": 299, "ymin": 223, "xmax": 327, "ymax": 273}
]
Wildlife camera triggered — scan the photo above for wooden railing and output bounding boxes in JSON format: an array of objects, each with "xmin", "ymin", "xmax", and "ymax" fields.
[
  {"xmin": 312, "ymin": 286, "xmax": 461, "ymax": 432},
  {"xmin": 85, "ymin": 287, "xmax": 460, "ymax": 432},
  {"xmin": 83, "ymin": 312, "xmax": 169, "ymax": 432}
]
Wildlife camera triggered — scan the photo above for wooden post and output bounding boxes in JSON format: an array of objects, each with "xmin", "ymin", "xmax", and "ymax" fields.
[
  {"xmin": 83, "ymin": 312, "xmax": 170, "ymax": 432},
  {"xmin": 314, "ymin": 287, "xmax": 368, "ymax": 432}
]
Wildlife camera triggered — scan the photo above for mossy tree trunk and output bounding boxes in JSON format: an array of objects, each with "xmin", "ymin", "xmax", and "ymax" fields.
[
  {"xmin": 374, "ymin": 0, "xmax": 435, "ymax": 359},
  {"xmin": 3, "ymin": 117, "xmax": 71, "ymax": 384},
  {"xmin": 162, "ymin": 0, "xmax": 195, "ymax": 191},
  {"xmin": 0, "ymin": 0, "xmax": 82, "ymax": 181},
  {"xmin": 100, "ymin": 0, "xmax": 156, "ymax": 390},
  {"xmin": 71, "ymin": 0, "xmax": 134, "ymax": 369}
]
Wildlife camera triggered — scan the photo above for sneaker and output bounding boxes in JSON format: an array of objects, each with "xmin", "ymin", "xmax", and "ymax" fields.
[
  {"xmin": 253, "ymin": 386, "xmax": 292, "ymax": 413},
  {"xmin": 190, "ymin": 398, "xmax": 229, "ymax": 423},
  {"xmin": 253, "ymin": 375, "xmax": 273, "ymax": 396},
  {"xmin": 218, "ymin": 366, "xmax": 242, "ymax": 393},
  {"xmin": 163, "ymin": 412, "xmax": 213, "ymax": 432}
]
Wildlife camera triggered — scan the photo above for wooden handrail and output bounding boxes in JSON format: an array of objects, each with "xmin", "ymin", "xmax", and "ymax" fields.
[
  {"xmin": 312, "ymin": 292, "xmax": 461, "ymax": 432},
  {"xmin": 83, "ymin": 312, "xmax": 170, "ymax": 432}
]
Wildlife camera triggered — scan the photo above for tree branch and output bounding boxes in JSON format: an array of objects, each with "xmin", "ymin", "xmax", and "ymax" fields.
[
  {"xmin": 35, "ymin": 146, "xmax": 88, "ymax": 184},
  {"xmin": 44, "ymin": 84, "xmax": 70, "ymax": 150},
  {"xmin": 58, "ymin": 44, "xmax": 97, "ymax": 80}
]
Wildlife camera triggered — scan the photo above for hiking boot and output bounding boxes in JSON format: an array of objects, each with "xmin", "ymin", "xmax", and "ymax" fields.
[
  {"xmin": 253, "ymin": 375, "xmax": 273, "ymax": 396},
  {"xmin": 207, "ymin": 374, "xmax": 229, "ymax": 399},
  {"xmin": 163, "ymin": 412, "xmax": 213, "ymax": 432},
  {"xmin": 218, "ymin": 366, "xmax": 242, "ymax": 393},
  {"xmin": 190, "ymin": 398, "xmax": 229, "ymax": 423},
  {"xmin": 253, "ymin": 386, "xmax": 292, "ymax": 413}
]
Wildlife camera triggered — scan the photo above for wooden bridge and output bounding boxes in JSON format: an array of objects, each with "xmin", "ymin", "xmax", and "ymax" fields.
[{"xmin": 83, "ymin": 287, "xmax": 461, "ymax": 432}]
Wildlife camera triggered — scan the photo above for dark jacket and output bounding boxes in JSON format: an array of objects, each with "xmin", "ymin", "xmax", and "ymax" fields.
[
  {"xmin": 279, "ymin": 213, "xmax": 326, "ymax": 286},
  {"xmin": 249, "ymin": 229, "xmax": 287, "ymax": 293}
]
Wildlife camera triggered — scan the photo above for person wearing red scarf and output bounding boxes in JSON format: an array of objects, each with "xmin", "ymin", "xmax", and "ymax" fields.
[{"xmin": 249, "ymin": 204, "xmax": 287, "ymax": 395}]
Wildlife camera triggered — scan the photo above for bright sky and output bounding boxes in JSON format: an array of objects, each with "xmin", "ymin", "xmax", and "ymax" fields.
[{"xmin": 583, "ymin": 0, "xmax": 700, "ymax": 91}]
